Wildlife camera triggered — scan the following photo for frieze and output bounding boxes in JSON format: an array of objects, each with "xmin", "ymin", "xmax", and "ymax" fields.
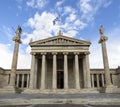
[{"xmin": 31, "ymin": 46, "xmax": 89, "ymax": 50}]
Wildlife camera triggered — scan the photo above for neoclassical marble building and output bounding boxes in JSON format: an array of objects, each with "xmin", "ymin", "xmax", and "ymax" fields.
[{"xmin": 0, "ymin": 27, "xmax": 120, "ymax": 93}]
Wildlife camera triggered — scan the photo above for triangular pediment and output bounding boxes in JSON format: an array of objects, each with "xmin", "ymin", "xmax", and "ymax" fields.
[{"xmin": 30, "ymin": 35, "xmax": 91, "ymax": 47}]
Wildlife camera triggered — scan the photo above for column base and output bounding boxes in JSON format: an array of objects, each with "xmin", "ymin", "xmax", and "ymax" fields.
[
  {"xmin": 0, "ymin": 85, "xmax": 19, "ymax": 94},
  {"xmin": 103, "ymin": 85, "xmax": 120, "ymax": 93}
]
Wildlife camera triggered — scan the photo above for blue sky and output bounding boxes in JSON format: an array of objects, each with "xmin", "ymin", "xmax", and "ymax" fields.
[{"xmin": 0, "ymin": 0, "xmax": 120, "ymax": 69}]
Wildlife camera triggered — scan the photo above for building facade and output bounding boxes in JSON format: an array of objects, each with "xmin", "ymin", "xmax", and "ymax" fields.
[{"xmin": 0, "ymin": 30, "xmax": 120, "ymax": 93}]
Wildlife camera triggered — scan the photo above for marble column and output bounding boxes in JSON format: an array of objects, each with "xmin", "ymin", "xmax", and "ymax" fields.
[
  {"xmin": 21, "ymin": 74, "xmax": 24, "ymax": 88},
  {"xmin": 96, "ymin": 74, "xmax": 100, "ymax": 88},
  {"xmin": 52, "ymin": 52, "xmax": 57, "ymax": 89},
  {"xmin": 29, "ymin": 53, "xmax": 36, "ymax": 89},
  {"xmin": 27, "ymin": 74, "xmax": 30, "ymax": 88},
  {"xmin": 16, "ymin": 74, "xmax": 19, "ymax": 87},
  {"xmin": 83, "ymin": 52, "xmax": 91, "ymax": 88},
  {"xmin": 41, "ymin": 53, "xmax": 46, "ymax": 90},
  {"xmin": 64, "ymin": 52, "xmax": 68, "ymax": 89},
  {"xmin": 101, "ymin": 74, "xmax": 105, "ymax": 87},
  {"xmin": 9, "ymin": 26, "xmax": 22, "ymax": 87},
  {"xmin": 74, "ymin": 52, "xmax": 80, "ymax": 89},
  {"xmin": 34, "ymin": 58, "xmax": 38, "ymax": 89},
  {"xmin": 99, "ymin": 26, "xmax": 112, "ymax": 86},
  {"xmin": 91, "ymin": 74, "xmax": 94, "ymax": 88}
]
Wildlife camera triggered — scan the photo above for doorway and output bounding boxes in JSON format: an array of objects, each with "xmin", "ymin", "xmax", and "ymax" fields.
[{"xmin": 57, "ymin": 71, "xmax": 64, "ymax": 89}]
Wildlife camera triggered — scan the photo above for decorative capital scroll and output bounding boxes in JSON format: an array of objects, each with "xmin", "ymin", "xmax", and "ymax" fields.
[
  {"xmin": 99, "ymin": 36, "xmax": 108, "ymax": 43},
  {"xmin": 12, "ymin": 26, "xmax": 22, "ymax": 43},
  {"xmin": 84, "ymin": 52, "xmax": 90, "ymax": 55},
  {"xmin": 12, "ymin": 36, "xmax": 22, "ymax": 43},
  {"xmin": 41, "ymin": 52, "xmax": 47, "ymax": 55},
  {"xmin": 63, "ymin": 52, "xmax": 69, "ymax": 55},
  {"xmin": 52, "ymin": 52, "xmax": 57, "ymax": 55},
  {"xmin": 74, "ymin": 52, "xmax": 79, "ymax": 55},
  {"xmin": 30, "ymin": 52, "xmax": 36, "ymax": 55}
]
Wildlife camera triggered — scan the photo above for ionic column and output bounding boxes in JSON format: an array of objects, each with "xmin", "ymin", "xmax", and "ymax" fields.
[
  {"xmin": 63, "ymin": 52, "xmax": 68, "ymax": 89},
  {"xmin": 21, "ymin": 74, "xmax": 24, "ymax": 88},
  {"xmin": 16, "ymin": 74, "xmax": 19, "ymax": 87},
  {"xmin": 27, "ymin": 74, "xmax": 30, "ymax": 88},
  {"xmin": 74, "ymin": 52, "xmax": 80, "ymax": 89},
  {"xmin": 9, "ymin": 26, "xmax": 22, "ymax": 87},
  {"xmin": 99, "ymin": 25, "xmax": 112, "ymax": 86},
  {"xmin": 52, "ymin": 52, "xmax": 57, "ymax": 89},
  {"xmin": 41, "ymin": 53, "xmax": 46, "ymax": 90},
  {"xmin": 101, "ymin": 74, "xmax": 105, "ymax": 87},
  {"xmin": 83, "ymin": 52, "xmax": 91, "ymax": 88},
  {"xmin": 34, "ymin": 58, "xmax": 38, "ymax": 89},
  {"xmin": 96, "ymin": 74, "xmax": 100, "ymax": 88},
  {"xmin": 29, "ymin": 53, "xmax": 36, "ymax": 89},
  {"xmin": 91, "ymin": 74, "xmax": 94, "ymax": 88}
]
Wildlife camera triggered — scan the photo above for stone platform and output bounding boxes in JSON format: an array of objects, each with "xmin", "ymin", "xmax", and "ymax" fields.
[
  {"xmin": 23, "ymin": 88, "xmax": 99, "ymax": 94},
  {"xmin": 0, "ymin": 93, "xmax": 120, "ymax": 106}
]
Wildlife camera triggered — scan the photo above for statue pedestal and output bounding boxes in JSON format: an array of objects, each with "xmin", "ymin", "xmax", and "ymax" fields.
[
  {"xmin": 104, "ymin": 85, "xmax": 120, "ymax": 93},
  {"xmin": 0, "ymin": 86, "xmax": 18, "ymax": 93}
]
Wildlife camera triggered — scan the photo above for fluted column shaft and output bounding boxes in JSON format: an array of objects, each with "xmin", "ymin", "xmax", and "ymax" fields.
[
  {"xmin": 9, "ymin": 26, "xmax": 22, "ymax": 87},
  {"xmin": 21, "ymin": 74, "xmax": 24, "ymax": 88},
  {"xmin": 9, "ymin": 42, "xmax": 19, "ymax": 86},
  {"xmin": 52, "ymin": 53, "xmax": 57, "ymax": 89},
  {"xmin": 16, "ymin": 74, "xmax": 19, "ymax": 87},
  {"xmin": 41, "ymin": 53, "xmax": 46, "ymax": 89},
  {"xmin": 27, "ymin": 74, "xmax": 30, "ymax": 88},
  {"xmin": 96, "ymin": 74, "xmax": 100, "ymax": 88},
  {"xmin": 91, "ymin": 74, "xmax": 94, "ymax": 88},
  {"xmin": 64, "ymin": 53, "xmax": 68, "ymax": 89},
  {"xmin": 29, "ymin": 54, "xmax": 36, "ymax": 89},
  {"xmin": 101, "ymin": 74, "xmax": 105, "ymax": 87},
  {"xmin": 74, "ymin": 53, "xmax": 80, "ymax": 89},
  {"xmin": 101, "ymin": 41, "xmax": 112, "ymax": 86},
  {"xmin": 83, "ymin": 53, "xmax": 91, "ymax": 88},
  {"xmin": 99, "ymin": 34, "xmax": 112, "ymax": 86}
]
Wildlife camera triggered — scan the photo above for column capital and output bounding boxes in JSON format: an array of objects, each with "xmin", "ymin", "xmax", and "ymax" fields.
[
  {"xmin": 99, "ymin": 36, "xmax": 108, "ymax": 43},
  {"xmin": 52, "ymin": 52, "xmax": 57, "ymax": 55},
  {"xmin": 84, "ymin": 52, "xmax": 90, "ymax": 55},
  {"xmin": 74, "ymin": 52, "xmax": 79, "ymax": 55},
  {"xmin": 30, "ymin": 52, "xmax": 36, "ymax": 55},
  {"xmin": 41, "ymin": 52, "xmax": 46, "ymax": 55},
  {"xmin": 63, "ymin": 52, "xmax": 68, "ymax": 55}
]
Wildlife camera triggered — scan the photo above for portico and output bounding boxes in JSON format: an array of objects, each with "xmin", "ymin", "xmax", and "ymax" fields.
[{"xmin": 29, "ymin": 31, "xmax": 91, "ymax": 91}]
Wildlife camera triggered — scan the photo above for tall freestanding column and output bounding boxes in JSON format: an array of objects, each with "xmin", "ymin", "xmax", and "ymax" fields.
[
  {"xmin": 99, "ymin": 25, "xmax": 112, "ymax": 86},
  {"xmin": 9, "ymin": 26, "xmax": 22, "ymax": 87}
]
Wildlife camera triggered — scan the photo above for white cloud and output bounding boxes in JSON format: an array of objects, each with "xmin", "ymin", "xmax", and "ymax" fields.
[
  {"xmin": 3, "ymin": 26, "xmax": 14, "ymax": 39},
  {"xmin": 0, "ymin": 44, "xmax": 12, "ymax": 69},
  {"xmin": 26, "ymin": 0, "xmax": 48, "ymax": 9},
  {"xmin": 23, "ymin": 12, "xmax": 56, "ymax": 44},
  {"xmin": 23, "ymin": 11, "xmax": 87, "ymax": 44},
  {"xmin": 0, "ymin": 43, "xmax": 31, "ymax": 69},
  {"xmin": 78, "ymin": 0, "xmax": 112, "ymax": 22},
  {"xmin": 17, "ymin": 53, "xmax": 31, "ymax": 69},
  {"xmin": 56, "ymin": 0, "xmax": 64, "ymax": 7}
]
